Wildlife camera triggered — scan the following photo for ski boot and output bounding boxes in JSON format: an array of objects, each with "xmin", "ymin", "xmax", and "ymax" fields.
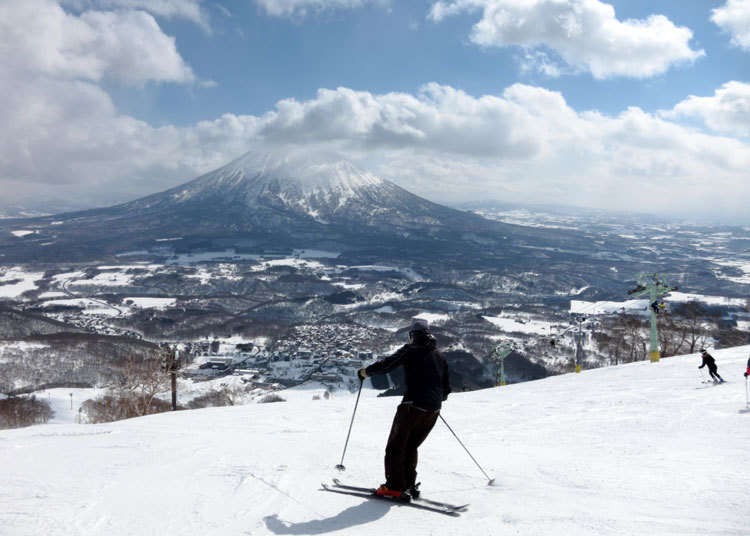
[
  {"xmin": 376, "ymin": 484, "xmax": 411, "ymax": 502},
  {"xmin": 407, "ymin": 482, "xmax": 421, "ymax": 499}
]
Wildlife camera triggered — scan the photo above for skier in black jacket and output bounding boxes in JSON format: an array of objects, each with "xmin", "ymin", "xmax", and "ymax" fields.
[
  {"xmin": 357, "ymin": 319, "xmax": 451, "ymax": 501},
  {"xmin": 699, "ymin": 349, "xmax": 724, "ymax": 383}
]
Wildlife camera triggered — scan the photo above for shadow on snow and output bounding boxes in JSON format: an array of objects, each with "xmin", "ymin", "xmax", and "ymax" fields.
[{"xmin": 262, "ymin": 499, "xmax": 391, "ymax": 534}]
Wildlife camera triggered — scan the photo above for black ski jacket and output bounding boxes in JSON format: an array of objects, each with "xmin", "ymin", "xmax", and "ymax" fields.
[
  {"xmin": 699, "ymin": 353, "xmax": 716, "ymax": 370},
  {"xmin": 365, "ymin": 338, "xmax": 451, "ymax": 411}
]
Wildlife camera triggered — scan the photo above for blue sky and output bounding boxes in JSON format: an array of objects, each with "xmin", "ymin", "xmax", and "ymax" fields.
[
  {"xmin": 125, "ymin": 1, "xmax": 746, "ymax": 124},
  {"xmin": 1, "ymin": 0, "xmax": 749, "ymax": 221}
]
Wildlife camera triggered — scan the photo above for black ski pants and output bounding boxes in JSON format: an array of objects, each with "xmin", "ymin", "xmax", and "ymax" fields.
[
  {"xmin": 384, "ymin": 403, "xmax": 439, "ymax": 492},
  {"xmin": 708, "ymin": 366, "xmax": 723, "ymax": 382}
]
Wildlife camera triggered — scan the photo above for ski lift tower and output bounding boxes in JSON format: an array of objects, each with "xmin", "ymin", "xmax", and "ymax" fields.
[
  {"xmin": 491, "ymin": 343, "xmax": 514, "ymax": 386},
  {"xmin": 627, "ymin": 273, "xmax": 678, "ymax": 363}
]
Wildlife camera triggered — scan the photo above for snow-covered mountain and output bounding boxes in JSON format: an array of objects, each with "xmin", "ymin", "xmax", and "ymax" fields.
[
  {"xmin": 0, "ymin": 151, "xmax": 514, "ymax": 262},
  {"xmin": 3, "ymin": 347, "xmax": 749, "ymax": 535}
]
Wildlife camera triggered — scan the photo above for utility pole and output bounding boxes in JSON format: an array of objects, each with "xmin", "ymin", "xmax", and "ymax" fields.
[
  {"xmin": 573, "ymin": 315, "xmax": 585, "ymax": 373},
  {"xmin": 491, "ymin": 344, "xmax": 513, "ymax": 386},
  {"xmin": 627, "ymin": 273, "xmax": 678, "ymax": 362},
  {"xmin": 162, "ymin": 345, "xmax": 180, "ymax": 410}
]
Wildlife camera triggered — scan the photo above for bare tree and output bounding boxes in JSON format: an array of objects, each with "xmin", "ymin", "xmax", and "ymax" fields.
[
  {"xmin": 657, "ymin": 314, "xmax": 689, "ymax": 357},
  {"xmin": 0, "ymin": 395, "xmax": 53, "ymax": 429},
  {"xmin": 621, "ymin": 315, "xmax": 648, "ymax": 362},
  {"xmin": 83, "ymin": 351, "xmax": 171, "ymax": 423},
  {"xmin": 677, "ymin": 301, "xmax": 709, "ymax": 354},
  {"xmin": 111, "ymin": 354, "xmax": 171, "ymax": 417},
  {"xmin": 603, "ymin": 314, "xmax": 629, "ymax": 365}
]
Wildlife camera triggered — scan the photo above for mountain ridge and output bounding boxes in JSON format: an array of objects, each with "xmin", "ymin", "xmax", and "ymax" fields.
[{"xmin": 0, "ymin": 152, "xmax": 528, "ymax": 263}]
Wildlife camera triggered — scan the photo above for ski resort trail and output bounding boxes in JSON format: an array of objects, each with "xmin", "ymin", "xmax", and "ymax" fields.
[{"xmin": 2, "ymin": 347, "xmax": 749, "ymax": 535}]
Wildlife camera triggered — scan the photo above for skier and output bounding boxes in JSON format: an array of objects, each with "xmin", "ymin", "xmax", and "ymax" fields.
[
  {"xmin": 698, "ymin": 349, "xmax": 724, "ymax": 384},
  {"xmin": 357, "ymin": 319, "xmax": 451, "ymax": 502}
]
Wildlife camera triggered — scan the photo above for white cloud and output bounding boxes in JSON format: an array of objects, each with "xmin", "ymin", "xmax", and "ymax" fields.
[
  {"xmin": 428, "ymin": 0, "xmax": 704, "ymax": 79},
  {"xmin": 0, "ymin": 0, "xmax": 203, "ymax": 207},
  {"xmin": 712, "ymin": 0, "xmax": 750, "ymax": 50},
  {"xmin": 255, "ymin": 0, "xmax": 388, "ymax": 18},
  {"xmin": 259, "ymin": 84, "xmax": 546, "ymax": 159},
  {"xmin": 3, "ymin": 73, "xmax": 750, "ymax": 219},
  {"xmin": 0, "ymin": 0, "xmax": 195, "ymax": 86},
  {"xmin": 0, "ymin": 1, "xmax": 747, "ymax": 219},
  {"xmin": 661, "ymin": 81, "xmax": 750, "ymax": 138},
  {"xmin": 61, "ymin": 0, "xmax": 210, "ymax": 29}
]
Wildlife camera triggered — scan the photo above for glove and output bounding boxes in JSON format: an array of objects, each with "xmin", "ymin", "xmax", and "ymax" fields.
[
  {"xmin": 357, "ymin": 368, "xmax": 368, "ymax": 381},
  {"xmin": 744, "ymin": 372, "xmax": 748, "ymax": 378}
]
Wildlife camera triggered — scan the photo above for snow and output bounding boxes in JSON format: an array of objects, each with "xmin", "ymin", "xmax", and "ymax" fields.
[
  {"xmin": 69, "ymin": 271, "xmax": 135, "ymax": 287},
  {"xmin": 571, "ymin": 293, "xmax": 747, "ymax": 316},
  {"xmin": 41, "ymin": 298, "xmax": 122, "ymax": 316},
  {"xmin": 0, "ymin": 341, "xmax": 49, "ymax": 363},
  {"xmin": 2, "ymin": 347, "xmax": 750, "ymax": 535},
  {"xmin": 124, "ymin": 297, "xmax": 177, "ymax": 310},
  {"xmin": 570, "ymin": 299, "xmax": 649, "ymax": 315},
  {"xmin": 293, "ymin": 249, "xmax": 341, "ymax": 259},
  {"xmin": 366, "ymin": 291, "xmax": 404, "ymax": 305},
  {"xmin": 414, "ymin": 312, "xmax": 450, "ymax": 325},
  {"xmin": 96, "ymin": 264, "xmax": 161, "ymax": 271},
  {"xmin": 33, "ymin": 388, "xmax": 107, "ymax": 424},
  {"xmin": 332, "ymin": 281, "xmax": 366, "ymax": 290},
  {"xmin": 711, "ymin": 260, "xmax": 750, "ymax": 285},
  {"xmin": 52, "ymin": 271, "xmax": 87, "ymax": 282},
  {"xmin": 0, "ymin": 267, "xmax": 45, "ymax": 298},
  {"xmin": 11, "ymin": 230, "xmax": 36, "ymax": 238},
  {"xmin": 264, "ymin": 258, "xmax": 325, "ymax": 270},
  {"xmin": 194, "ymin": 335, "xmax": 268, "ymax": 354},
  {"xmin": 665, "ymin": 292, "xmax": 746, "ymax": 307},
  {"xmin": 37, "ymin": 291, "xmax": 68, "ymax": 299},
  {"xmin": 483, "ymin": 314, "xmax": 554, "ymax": 335},
  {"xmin": 556, "ymin": 285, "xmax": 589, "ymax": 296}
]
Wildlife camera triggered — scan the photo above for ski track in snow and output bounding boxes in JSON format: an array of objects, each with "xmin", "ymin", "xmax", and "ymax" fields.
[{"xmin": 2, "ymin": 348, "xmax": 750, "ymax": 535}]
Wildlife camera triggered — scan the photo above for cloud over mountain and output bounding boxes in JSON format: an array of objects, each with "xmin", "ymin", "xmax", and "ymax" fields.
[{"xmin": 0, "ymin": 1, "xmax": 748, "ymax": 220}]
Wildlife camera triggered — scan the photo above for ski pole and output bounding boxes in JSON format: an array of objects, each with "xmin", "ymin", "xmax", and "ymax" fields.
[
  {"xmin": 698, "ymin": 368, "xmax": 709, "ymax": 383},
  {"xmin": 439, "ymin": 414, "xmax": 495, "ymax": 485},
  {"xmin": 745, "ymin": 376, "xmax": 748, "ymax": 409},
  {"xmin": 335, "ymin": 379, "xmax": 363, "ymax": 471}
]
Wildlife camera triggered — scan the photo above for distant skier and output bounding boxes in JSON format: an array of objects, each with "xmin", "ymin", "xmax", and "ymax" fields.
[
  {"xmin": 698, "ymin": 349, "xmax": 724, "ymax": 384},
  {"xmin": 651, "ymin": 300, "xmax": 666, "ymax": 314},
  {"xmin": 357, "ymin": 319, "xmax": 451, "ymax": 502}
]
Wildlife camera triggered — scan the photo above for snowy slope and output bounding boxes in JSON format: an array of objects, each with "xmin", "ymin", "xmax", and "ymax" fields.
[{"xmin": 2, "ymin": 347, "xmax": 750, "ymax": 536}]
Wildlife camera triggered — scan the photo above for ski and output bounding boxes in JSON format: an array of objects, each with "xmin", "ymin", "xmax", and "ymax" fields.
[
  {"xmin": 695, "ymin": 381, "xmax": 728, "ymax": 389},
  {"xmin": 321, "ymin": 484, "xmax": 461, "ymax": 516},
  {"xmin": 331, "ymin": 479, "xmax": 468, "ymax": 512}
]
